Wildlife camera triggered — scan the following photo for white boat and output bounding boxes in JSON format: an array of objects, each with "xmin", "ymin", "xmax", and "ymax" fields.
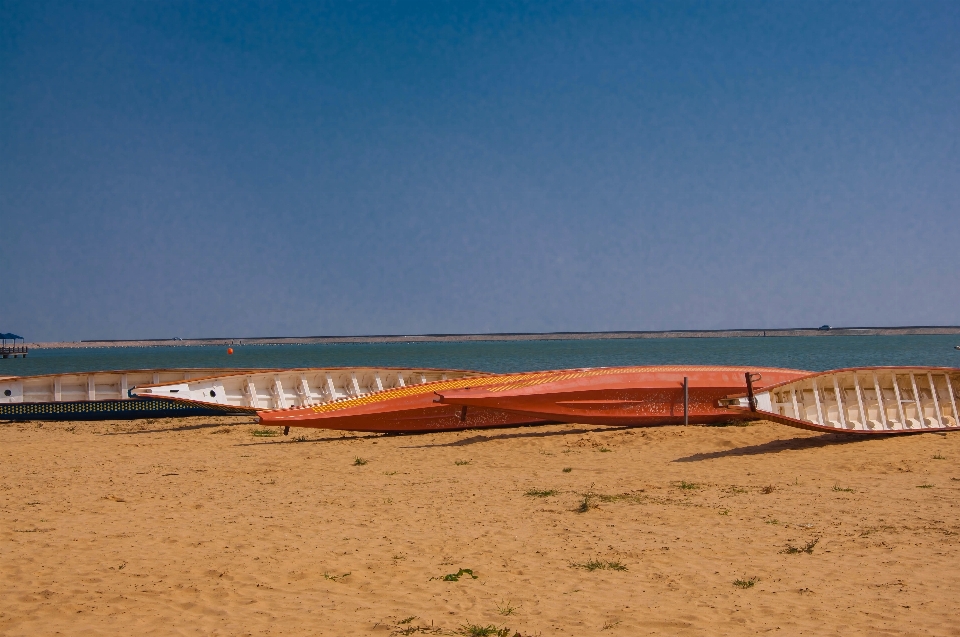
[
  {"xmin": 131, "ymin": 367, "xmax": 486, "ymax": 413},
  {"xmin": 724, "ymin": 367, "xmax": 960, "ymax": 433},
  {"xmin": 0, "ymin": 368, "xmax": 270, "ymax": 420}
]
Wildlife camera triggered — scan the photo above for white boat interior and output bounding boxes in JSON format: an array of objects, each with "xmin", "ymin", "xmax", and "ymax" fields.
[
  {"xmin": 131, "ymin": 368, "xmax": 484, "ymax": 412},
  {"xmin": 0, "ymin": 369, "xmax": 266, "ymax": 404},
  {"xmin": 733, "ymin": 368, "xmax": 960, "ymax": 432}
]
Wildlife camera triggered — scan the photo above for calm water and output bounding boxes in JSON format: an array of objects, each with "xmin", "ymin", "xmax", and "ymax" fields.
[{"xmin": 3, "ymin": 336, "xmax": 959, "ymax": 377}]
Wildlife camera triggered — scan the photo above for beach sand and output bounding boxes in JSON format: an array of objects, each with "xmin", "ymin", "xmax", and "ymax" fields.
[{"xmin": 2, "ymin": 416, "xmax": 959, "ymax": 636}]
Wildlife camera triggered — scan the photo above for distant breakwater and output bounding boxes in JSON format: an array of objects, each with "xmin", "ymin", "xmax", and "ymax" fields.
[{"xmin": 28, "ymin": 326, "xmax": 960, "ymax": 349}]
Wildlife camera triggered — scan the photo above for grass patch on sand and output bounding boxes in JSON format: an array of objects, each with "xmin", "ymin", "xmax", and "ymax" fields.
[
  {"xmin": 251, "ymin": 428, "xmax": 280, "ymax": 437},
  {"xmin": 575, "ymin": 494, "xmax": 594, "ymax": 513},
  {"xmin": 597, "ymin": 492, "xmax": 644, "ymax": 504},
  {"xmin": 454, "ymin": 459, "xmax": 472, "ymax": 466},
  {"xmin": 733, "ymin": 576, "xmax": 759, "ymax": 589},
  {"xmin": 525, "ymin": 488, "xmax": 558, "ymax": 497},
  {"xmin": 677, "ymin": 481, "xmax": 700, "ymax": 490},
  {"xmin": 572, "ymin": 559, "xmax": 627, "ymax": 572},
  {"xmin": 394, "ymin": 616, "xmax": 442, "ymax": 636},
  {"xmin": 353, "ymin": 457, "xmax": 368, "ymax": 466},
  {"xmin": 917, "ymin": 484, "xmax": 934, "ymax": 489},
  {"xmin": 456, "ymin": 625, "xmax": 512, "ymax": 637},
  {"xmin": 832, "ymin": 484, "xmax": 854, "ymax": 492},
  {"xmin": 760, "ymin": 485, "xmax": 776, "ymax": 494},
  {"xmin": 562, "ymin": 467, "xmax": 573, "ymax": 473},
  {"xmin": 572, "ymin": 488, "xmax": 643, "ymax": 511},
  {"xmin": 496, "ymin": 600, "xmax": 519, "ymax": 616},
  {"xmin": 782, "ymin": 538, "xmax": 819, "ymax": 554},
  {"xmin": 436, "ymin": 568, "xmax": 478, "ymax": 582}
]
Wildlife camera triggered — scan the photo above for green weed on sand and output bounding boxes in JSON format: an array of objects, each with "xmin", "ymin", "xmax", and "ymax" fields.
[
  {"xmin": 572, "ymin": 559, "xmax": 627, "ymax": 572},
  {"xmin": 524, "ymin": 489, "xmax": 558, "ymax": 497},
  {"xmin": 436, "ymin": 568, "xmax": 478, "ymax": 582},
  {"xmin": 456, "ymin": 625, "xmax": 512, "ymax": 637},
  {"xmin": 782, "ymin": 538, "xmax": 819, "ymax": 554},
  {"xmin": 251, "ymin": 429, "xmax": 280, "ymax": 437}
]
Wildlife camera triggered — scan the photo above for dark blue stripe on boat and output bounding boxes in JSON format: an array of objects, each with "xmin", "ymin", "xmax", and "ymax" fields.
[{"xmin": 0, "ymin": 398, "xmax": 249, "ymax": 421}]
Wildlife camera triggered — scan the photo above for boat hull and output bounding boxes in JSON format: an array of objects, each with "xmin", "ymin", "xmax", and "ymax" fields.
[
  {"xmin": 132, "ymin": 367, "xmax": 486, "ymax": 413},
  {"xmin": 259, "ymin": 366, "xmax": 808, "ymax": 432},
  {"xmin": 0, "ymin": 368, "xmax": 263, "ymax": 421},
  {"xmin": 257, "ymin": 371, "xmax": 572, "ymax": 432},
  {"xmin": 260, "ymin": 400, "xmax": 546, "ymax": 433},
  {"xmin": 435, "ymin": 366, "xmax": 811, "ymax": 427},
  {"xmin": 723, "ymin": 366, "xmax": 960, "ymax": 435}
]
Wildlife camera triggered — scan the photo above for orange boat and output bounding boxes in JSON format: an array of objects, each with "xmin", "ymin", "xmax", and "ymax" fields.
[
  {"xmin": 260, "ymin": 366, "xmax": 809, "ymax": 432},
  {"xmin": 434, "ymin": 366, "xmax": 811, "ymax": 427},
  {"xmin": 257, "ymin": 372, "xmax": 551, "ymax": 433}
]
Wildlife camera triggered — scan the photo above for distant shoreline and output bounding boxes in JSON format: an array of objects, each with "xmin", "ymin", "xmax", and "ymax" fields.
[{"xmin": 26, "ymin": 325, "xmax": 960, "ymax": 349}]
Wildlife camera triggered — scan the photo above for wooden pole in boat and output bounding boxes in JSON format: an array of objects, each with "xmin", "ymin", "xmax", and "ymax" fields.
[
  {"xmin": 745, "ymin": 372, "xmax": 760, "ymax": 412},
  {"xmin": 683, "ymin": 377, "xmax": 688, "ymax": 425}
]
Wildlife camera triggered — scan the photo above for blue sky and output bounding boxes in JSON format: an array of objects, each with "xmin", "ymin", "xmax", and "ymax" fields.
[{"xmin": 1, "ymin": 1, "xmax": 958, "ymax": 341}]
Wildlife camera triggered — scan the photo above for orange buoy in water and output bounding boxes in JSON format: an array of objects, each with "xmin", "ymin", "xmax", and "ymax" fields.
[{"xmin": 227, "ymin": 348, "xmax": 234, "ymax": 355}]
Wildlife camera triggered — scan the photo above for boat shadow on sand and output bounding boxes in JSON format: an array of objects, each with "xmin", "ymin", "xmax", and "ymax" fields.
[
  {"xmin": 236, "ymin": 424, "xmax": 613, "ymax": 447},
  {"xmin": 104, "ymin": 417, "xmax": 257, "ymax": 435},
  {"xmin": 401, "ymin": 425, "xmax": 629, "ymax": 448},
  {"xmin": 237, "ymin": 432, "xmax": 383, "ymax": 446},
  {"xmin": 673, "ymin": 433, "xmax": 895, "ymax": 463}
]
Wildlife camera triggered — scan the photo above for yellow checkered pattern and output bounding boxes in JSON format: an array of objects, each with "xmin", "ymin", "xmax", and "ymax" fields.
[{"xmin": 306, "ymin": 365, "xmax": 781, "ymax": 415}]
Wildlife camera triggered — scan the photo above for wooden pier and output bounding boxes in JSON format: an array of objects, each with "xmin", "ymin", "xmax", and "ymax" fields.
[{"xmin": 0, "ymin": 333, "xmax": 27, "ymax": 358}]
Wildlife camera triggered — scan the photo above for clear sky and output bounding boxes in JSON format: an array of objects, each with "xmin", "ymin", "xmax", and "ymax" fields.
[{"xmin": 1, "ymin": 1, "xmax": 958, "ymax": 341}]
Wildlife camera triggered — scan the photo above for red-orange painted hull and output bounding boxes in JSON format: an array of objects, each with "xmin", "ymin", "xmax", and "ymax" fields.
[
  {"xmin": 259, "ymin": 366, "xmax": 810, "ymax": 432},
  {"xmin": 435, "ymin": 366, "xmax": 811, "ymax": 427},
  {"xmin": 257, "ymin": 376, "xmax": 550, "ymax": 432},
  {"xmin": 260, "ymin": 403, "xmax": 546, "ymax": 433}
]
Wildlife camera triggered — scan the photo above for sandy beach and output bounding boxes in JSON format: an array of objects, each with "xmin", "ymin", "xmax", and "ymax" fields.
[{"xmin": 3, "ymin": 416, "xmax": 959, "ymax": 636}]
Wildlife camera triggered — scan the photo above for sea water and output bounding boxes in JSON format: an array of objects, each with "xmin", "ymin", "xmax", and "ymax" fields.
[{"xmin": 3, "ymin": 335, "xmax": 959, "ymax": 377}]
